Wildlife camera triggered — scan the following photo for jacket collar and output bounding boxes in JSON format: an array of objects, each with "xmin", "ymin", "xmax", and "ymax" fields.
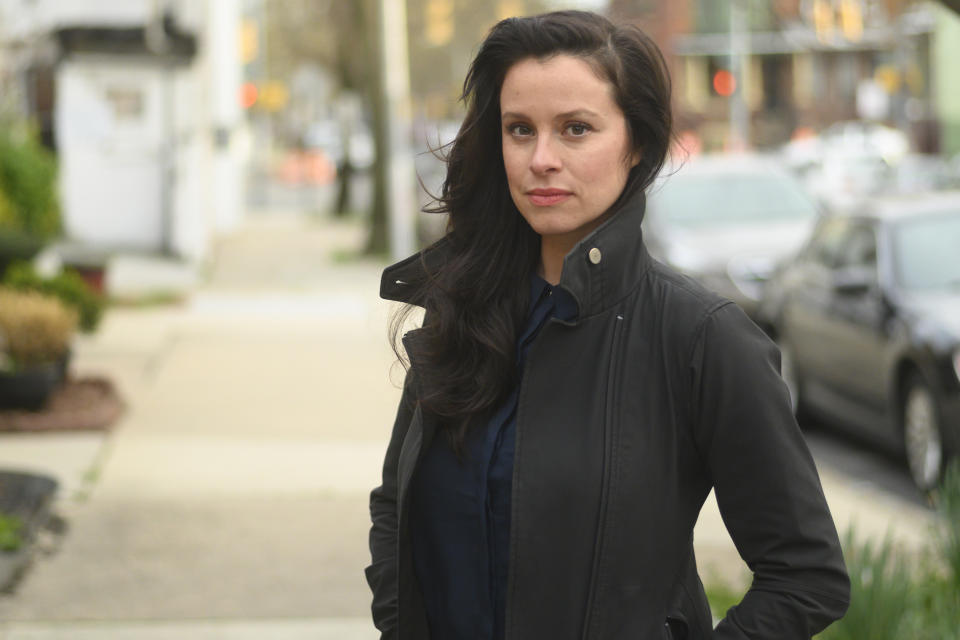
[
  {"xmin": 555, "ymin": 188, "xmax": 651, "ymax": 318},
  {"xmin": 380, "ymin": 188, "xmax": 652, "ymax": 319}
]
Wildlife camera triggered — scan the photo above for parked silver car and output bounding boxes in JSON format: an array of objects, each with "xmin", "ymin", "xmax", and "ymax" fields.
[{"xmin": 644, "ymin": 154, "xmax": 821, "ymax": 319}]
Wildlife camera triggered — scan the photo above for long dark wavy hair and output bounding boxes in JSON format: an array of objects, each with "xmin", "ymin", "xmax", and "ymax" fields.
[{"xmin": 394, "ymin": 10, "xmax": 673, "ymax": 452}]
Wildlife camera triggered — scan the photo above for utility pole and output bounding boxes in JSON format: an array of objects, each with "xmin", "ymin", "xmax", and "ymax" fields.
[
  {"xmin": 729, "ymin": 0, "xmax": 750, "ymax": 150},
  {"xmin": 147, "ymin": 0, "xmax": 175, "ymax": 255},
  {"xmin": 378, "ymin": 0, "xmax": 416, "ymax": 260},
  {"xmin": 209, "ymin": 0, "xmax": 243, "ymax": 234}
]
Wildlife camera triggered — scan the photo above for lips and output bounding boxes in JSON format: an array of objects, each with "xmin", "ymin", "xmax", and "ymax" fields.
[{"xmin": 527, "ymin": 188, "xmax": 572, "ymax": 206}]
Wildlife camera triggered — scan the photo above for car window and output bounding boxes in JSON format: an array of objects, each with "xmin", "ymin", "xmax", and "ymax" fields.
[
  {"xmin": 893, "ymin": 210, "xmax": 960, "ymax": 290},
  {"xmin": 805, "ymin": 217, "xmax": 850, "ymax": 268},
  {"xmin": 649, "ymin": 170, "xmax": 817, "ymax": 228}
]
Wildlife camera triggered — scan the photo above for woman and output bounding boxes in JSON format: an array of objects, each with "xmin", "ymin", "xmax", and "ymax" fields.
[{"xmin": 366, "ymin": 10, "xmax": 849, "ymax": 640}]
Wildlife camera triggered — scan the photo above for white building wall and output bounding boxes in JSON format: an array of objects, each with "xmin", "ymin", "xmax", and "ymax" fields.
[
  {"xmin": 0, "ymin": 0, "xmax": 205, "ymax": 41},
  {"xmin": 56, "ymin": 59, "xmax": 167, "ymax": 250},
  {"xmin": 14, "ymin": 0, "xmax": 246, "ymax": 265},
  {"xmin": 170, "ymin": 57, "xmax": 209, "ymax": 261}
]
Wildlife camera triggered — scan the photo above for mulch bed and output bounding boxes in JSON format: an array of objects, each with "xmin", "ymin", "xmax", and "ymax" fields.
[{"xmin": 0, "ymin": 376, "xmax": 125, "ymax": 433}]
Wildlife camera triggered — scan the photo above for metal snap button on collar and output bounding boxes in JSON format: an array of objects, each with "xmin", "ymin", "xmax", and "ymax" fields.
[{"xmin": 588, "ymin": 247, "xmax": 602, "ymax": 265}]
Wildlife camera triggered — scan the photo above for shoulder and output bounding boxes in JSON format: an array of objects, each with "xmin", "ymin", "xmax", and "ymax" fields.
[
  {"xmin": 624, "ymin": 258, "xmax": 777, "ymax": 379},
  {"xmin": 631, "ymin": 258, "xmax": 737, "ymax": 345},
  {"xmin": 645, "ymin": 259, "xmax": 729, "ymax": 311}
]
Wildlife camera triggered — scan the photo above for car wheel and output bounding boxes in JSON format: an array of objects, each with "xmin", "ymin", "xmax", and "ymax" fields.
[
  {"xmin": 903, "ymin": 374, "xmax": 944, "ymax": 492},
  {"xmin": 777, "ymin": 337, "xmax": 800, "ymax": 415}
]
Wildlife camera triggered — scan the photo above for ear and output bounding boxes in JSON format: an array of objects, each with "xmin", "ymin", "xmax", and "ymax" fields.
[{"xmin": 629, "ymin": 148, "xmax": 642, "ymax": 168}]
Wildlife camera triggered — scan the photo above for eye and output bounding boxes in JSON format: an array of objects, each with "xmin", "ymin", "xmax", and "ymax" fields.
[
  {"xmin": 565, "ymin": 122, "xmax": 592, "ymax": 137},
  {"xmin": 506, "ymin": 123, "xmax": 534, "ymax": 137}
]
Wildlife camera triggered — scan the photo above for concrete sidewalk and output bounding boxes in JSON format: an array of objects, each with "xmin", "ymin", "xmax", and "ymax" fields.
[
  {"xmin": 0, "ymin": 213, "xmax": 936, "ymax": 637},
  {"xmin": 1, "ymin": 618, "xmax": 375, "ymax": 640},
  {"xmin": 0, "ymin": 215, "xmax": 395, "ymax": 637}
]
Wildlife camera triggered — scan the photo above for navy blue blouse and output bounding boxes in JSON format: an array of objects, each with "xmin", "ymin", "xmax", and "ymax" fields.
[{"xmin": 410, "ymin": 275, "xmax": 577, "ymax": 640}]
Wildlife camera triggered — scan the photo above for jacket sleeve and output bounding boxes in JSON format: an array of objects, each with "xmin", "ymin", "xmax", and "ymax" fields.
[
  {"xmin": 689, "ymin": 302, "xmax": 850, "ymax": 639},
  {"xmin": 364, "ymin": 371, "xmax": 417, "ymax": 640}
]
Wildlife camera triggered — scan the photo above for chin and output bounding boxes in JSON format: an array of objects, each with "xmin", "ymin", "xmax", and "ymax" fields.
[
  {"xmin": 523, "ymin": 215, "xmax": 574, "ymax": 237},
  {"xmin": 523, "ymin": 210, "xmax": 604, "ymax": 240}
]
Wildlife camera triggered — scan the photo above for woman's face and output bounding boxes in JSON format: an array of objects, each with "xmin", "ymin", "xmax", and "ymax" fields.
[{"xmin": 500, "ymin": 54, "xmax": 637, "ymax": 247}]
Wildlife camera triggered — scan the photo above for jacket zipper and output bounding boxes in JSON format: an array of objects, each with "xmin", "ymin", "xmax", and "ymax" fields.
[
  {"xmin": 581, "ymin": 310, "xmax": 627, "ymax": 639},
  {"xmin": 505, "ymin": 319, "xmax": 546, "ymax": 638}
]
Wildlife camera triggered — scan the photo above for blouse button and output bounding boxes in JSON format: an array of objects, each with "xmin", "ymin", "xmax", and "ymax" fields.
[{"xmin": 588, "ymin": 247, "xmax": 602, "ymax": 264}]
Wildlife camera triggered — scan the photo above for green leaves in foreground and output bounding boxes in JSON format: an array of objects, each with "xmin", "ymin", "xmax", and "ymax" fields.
[
  {"xmin": 819, "ymin": 461, "xmax": 960, "ymax": 640},
  {"xmin": 820, "ymin": 529, "xmax": 913, "ymax": 640}
]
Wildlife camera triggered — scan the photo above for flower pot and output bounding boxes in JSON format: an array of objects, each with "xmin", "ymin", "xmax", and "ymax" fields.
[
  {"xmin": 54, "ymin": 348, "xmax": 72, "ymax": 385},
  {"xmin": 71, "ymin": 265, "xmax": 106, "ymax": 296},
  {"xmin": 0, "ymin": 363, "xmax": 60, "ymax": 411}
]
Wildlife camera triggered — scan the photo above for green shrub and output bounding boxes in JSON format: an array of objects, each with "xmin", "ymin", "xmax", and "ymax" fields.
[
  {"xmin": 901, "ymin": 571, "xmax": 960, "ymax": 640},
  {"xmin": 934, "ymin": 461, "xmax": 960, "ymax": 591},
  {"xmin": 818, "ymin": 528, "xmax": 913, "ymax": 640},
  {"xmin": 0, "ymin": 185, "xmax": 17, "ymax": 228},
  {"xmin": 819, "ymin": 463, "xmax": 960, "ymax": 639},
  {"xmin": 2, "ymin": 261, "xmax": 104, "ymax": 333},
  {"xmin": 902, "ymin": 461, "xmax": 960, "ymax": 639},
  {"xmin": 0, "ymin": 513, "xmax": 24, "ymax": 552},
  {"xmin": 0, "ymin": 129, "xmax": 60, "ymax": 240}
]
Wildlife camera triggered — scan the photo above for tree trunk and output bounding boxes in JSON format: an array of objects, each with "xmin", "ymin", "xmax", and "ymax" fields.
[{"xmin": 364, "ymin": 0, "xmax": 389, "ymax": 255}]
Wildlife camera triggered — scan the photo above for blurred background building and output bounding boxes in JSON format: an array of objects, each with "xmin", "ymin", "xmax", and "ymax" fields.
[
  {"xmin": 1, "ymin": 0, "xmax": 959, "ymax": 276},
  {"xmin": 608, "ymin": 0, "xmax": 960, "ymax": 155},
  {"xmin": 0, "ymin": 0, "xmax": 246, "ymax": 272}
]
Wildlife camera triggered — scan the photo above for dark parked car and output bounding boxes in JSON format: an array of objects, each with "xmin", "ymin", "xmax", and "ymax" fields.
[
  {"xmin": 644, "ymin": 154, "xmax": 820, "ymax": 320},
  {"xmin": 758, "ymin": 193, "xmax": 960, "ymax": 491}
]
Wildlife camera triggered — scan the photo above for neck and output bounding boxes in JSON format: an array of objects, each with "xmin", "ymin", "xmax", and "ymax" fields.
[
  {"xmin": 537, "ymin": 214, "xmax": 612, "ymax": 285},
  {"xmin": 538, "ymin": 234, "xmax": 577, "ymax": 285}
]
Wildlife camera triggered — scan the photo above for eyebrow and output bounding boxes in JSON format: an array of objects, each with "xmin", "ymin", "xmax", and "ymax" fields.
[{"xmin": 501, "ymin": 109, "xmax": 602, "ymax": 121}]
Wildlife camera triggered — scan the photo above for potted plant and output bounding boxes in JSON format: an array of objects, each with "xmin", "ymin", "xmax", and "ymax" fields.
[
  {"xmin": 2, "ymin": 260, "xmax": 105, "ymax": 333},
  {"xmin": 0, "ymin": 287, "xmax": 78, "ymax": 410},
  {"xmin": 0, "ymin": 127, "xmax": 61, "ymax": 279}
]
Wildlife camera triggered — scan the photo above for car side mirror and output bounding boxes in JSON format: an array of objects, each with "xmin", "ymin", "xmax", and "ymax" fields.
[{"xmin": 832, "ymin": 266, "xmax": 874, "ymax": 295}]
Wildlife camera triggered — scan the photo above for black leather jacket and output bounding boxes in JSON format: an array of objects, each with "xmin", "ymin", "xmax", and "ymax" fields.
[{"xmin": 366, "ymin": 189, "xmax": 850, "ymax": 639}]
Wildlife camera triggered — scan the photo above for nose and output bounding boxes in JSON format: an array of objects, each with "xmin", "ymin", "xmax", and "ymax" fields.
[{"xmin": 530, "ymin": 134, "xmax": 561, "ymax": 174}]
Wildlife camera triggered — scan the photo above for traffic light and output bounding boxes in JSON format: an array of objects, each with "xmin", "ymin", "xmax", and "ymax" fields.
[{"xmin": 713, "ymin": 69, "xmax": 736, "ymax": 97}]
